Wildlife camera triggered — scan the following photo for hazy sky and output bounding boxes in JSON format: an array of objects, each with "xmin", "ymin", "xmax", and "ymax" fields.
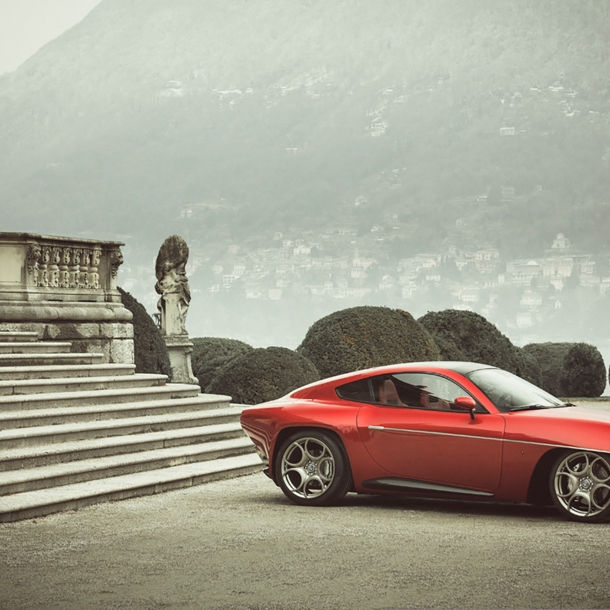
[{"xmin": 0, "ymin": 0, "xmax": 102, "ymax": 74}]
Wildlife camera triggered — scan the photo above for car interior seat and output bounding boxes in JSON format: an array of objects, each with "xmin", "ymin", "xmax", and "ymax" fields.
[{"xmin": 378, "ymin": 379, "xmax": 406, "ymax": 406}]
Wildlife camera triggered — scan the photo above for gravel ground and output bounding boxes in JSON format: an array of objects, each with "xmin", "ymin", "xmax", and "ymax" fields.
[{"xmin": 1, "ymin": 470, "xmax": 610, "ymax": 610}]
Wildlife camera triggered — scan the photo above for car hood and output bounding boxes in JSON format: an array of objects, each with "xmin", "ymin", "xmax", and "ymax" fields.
[{"xmin": 504, "ymin": 405, "xmax": 610, "ymax": 452}]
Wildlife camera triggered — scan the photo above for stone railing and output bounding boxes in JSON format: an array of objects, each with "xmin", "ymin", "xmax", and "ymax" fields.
[
  {"xmin": 0, "ymin": 233, "xmax": 133, "ymax": 363},
  {"xmin": 0, "ymin": 233, "xmax": 124, "ymax": 303}
]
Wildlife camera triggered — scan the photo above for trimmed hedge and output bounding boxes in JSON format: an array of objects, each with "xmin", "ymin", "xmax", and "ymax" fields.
[
  {"xmin": 523, "ymin": 342, "xmax": 606, "ymax": 397},
  {"xmin": 191, "ymin": 337, "xmax": 253, "ymax": 392},
  {"xmin": 118, "ymin": 287, "xmax": 171, "ymax": 377},
  {"xmin": 297, "ymin": 306, "xmax": 440, "ymax": 379},
  {"xmin": 417, "ymin": 309, "xmax": 543, "ymax": 385},
  {"xmin": 432, "ymin": 333, "xmax": 467, "ymax": 362},
  {"xmin": 522, "ymin": 342, "xmax": 571, "ymax": 396},
  {"xmin": 515, "ymin": 348, "xmax": 543, "ymax": 388},
  {"xmin": 418, "ymin": 310, "xmax": 521, "ymax": 372},
  {"xmin": 560, "ymin": 343, "xmax": 607, "ymax": 397},
  {"xmin": 207, "ymin": 346, "xmax": 319, "ymax": 404}
]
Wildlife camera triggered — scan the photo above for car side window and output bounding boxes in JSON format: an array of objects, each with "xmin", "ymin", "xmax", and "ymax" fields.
[
  {"xmin": 336, "ymin": 378, "xmax": 373, "ymax": 403},
  {"xmin": 373, "ymin": 373, "xmax": 481, "ymax": 412},
  {"xmin": 336, "ymin": 373, "xmax": 484, "ymax": 412}
]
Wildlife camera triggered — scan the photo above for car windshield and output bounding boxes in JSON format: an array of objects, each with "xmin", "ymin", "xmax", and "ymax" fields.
[{"xmin": 467, "ymin": 368, "xmax": 565, "ymax": 412}]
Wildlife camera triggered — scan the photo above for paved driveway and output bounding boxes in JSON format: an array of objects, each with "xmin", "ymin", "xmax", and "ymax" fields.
[{"xmin": 2, "ymin": 470, "xmax": 610, "ymax": 610}]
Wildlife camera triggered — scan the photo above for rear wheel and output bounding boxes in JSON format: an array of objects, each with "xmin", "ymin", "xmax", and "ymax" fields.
[
  {"xmin": 549, "ymin": 451, "xmax": 610, "ymax": 522},
  {"xmin": 275, "ymin": 430, "xmax": 352, "ymax": 506}
]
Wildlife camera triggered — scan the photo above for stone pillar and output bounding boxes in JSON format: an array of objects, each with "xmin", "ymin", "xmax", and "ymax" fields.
[{"xmin": 155, "ymin": 235, "xmax": 198, "ymax": 385}]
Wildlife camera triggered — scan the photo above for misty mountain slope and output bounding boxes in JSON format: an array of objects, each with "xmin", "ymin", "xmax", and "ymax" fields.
[
  {"xmin": 3, "ymin": 0, "xmax": 609, "ymax": 100},
  {"xmin": 1, "ymin": 0, "xmax": 610, "ymax": 252}
]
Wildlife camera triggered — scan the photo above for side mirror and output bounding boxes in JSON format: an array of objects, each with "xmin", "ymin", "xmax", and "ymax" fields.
[{"xmin": 454, "ymin": 396, "xmax": 477, "ymax": 420}]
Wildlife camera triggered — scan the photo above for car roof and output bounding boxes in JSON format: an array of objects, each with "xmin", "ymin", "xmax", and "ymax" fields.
[
  {"xmin": 290, "ymin": 361, "xmax": 496, "ymax": 399},
  {"xmin": 336, "ymin": 361, "xmax": 496, "ymax": 378},
  {"xmin": 399, "ymin": 361, "xmax": 496, "ymax": 375}
]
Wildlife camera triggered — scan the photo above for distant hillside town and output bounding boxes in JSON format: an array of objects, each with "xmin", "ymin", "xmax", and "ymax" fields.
[{"xmin": 120, "ymin": 221, "xmax": 608, "ymax": 347}]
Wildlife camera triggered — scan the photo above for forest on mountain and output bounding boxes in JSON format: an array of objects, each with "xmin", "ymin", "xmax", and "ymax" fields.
[{"xmin": 1, "ymin": 0, "xmax": 610, "ymax": 262}]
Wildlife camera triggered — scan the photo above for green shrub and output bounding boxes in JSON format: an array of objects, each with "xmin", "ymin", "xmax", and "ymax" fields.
[
  {"xmin": 522, "ymin": 342, "xmax": 575, "ymax": 396},
  {"xmin": 514, "ymin": 348, "xmax": 543, "ymax": 387},
  {"xmin": 430, "ymin": 333, "xmax": 467, "ymax": 362},
  {"xmin": 191, "ymin": 337, "xmax": 253, "ymax": 391},
  {"xmin": 118, "ymin": 287, "xmax": 171, "ymax": 377},
  {"xmin": 297, "ymin": 306, "xmax": 440, "ymax": 379},
  {"xmin": 207, "ymin": 346, "xmax": 319, "ymax": 404},
  {"xmin": 523, "ymin": 342, "xmax": 606, "ymax": 397},
  {"xmin": 559, "ymin": 343, "xmax": 606, "ymax": 397},
  {"xmin": 418, "ymin": 310, "xmax": 521, "ymax": 373}
]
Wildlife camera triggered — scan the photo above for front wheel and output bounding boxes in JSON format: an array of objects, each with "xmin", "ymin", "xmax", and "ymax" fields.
[
  {"xmin": 275, "ymin": 430, "xmax": 352, "ymax": 506},
  {"xmin": 549, "ymin": 450, "xmax": 610, "ymax": 522}
]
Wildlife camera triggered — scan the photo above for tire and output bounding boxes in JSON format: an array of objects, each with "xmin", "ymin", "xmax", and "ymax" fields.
[
  {"xmin": 549, "ymin": 450, "xmax": 610, "ymax": 523},
  {"xmin": 275, "ymin": 430, "xmax": 352, "ymax": 506}
]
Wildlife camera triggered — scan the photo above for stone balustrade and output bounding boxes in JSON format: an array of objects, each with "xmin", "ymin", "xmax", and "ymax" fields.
[
  {"xmin": 0, "ymin": 233, "xmax": 133, "ymax": 364},
  {"xmin": 1, "ymin": 233, "xmax": 123, "ymax": 302}
]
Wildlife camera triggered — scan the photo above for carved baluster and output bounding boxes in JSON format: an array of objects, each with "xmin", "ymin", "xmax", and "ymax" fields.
[
  {"xmin": 88, "ymin": 247, "xmax": 102, "ymax": 289},
  {"xmin": 70, "ymin": 249, "xmax": 82, "ymax": 288},
  {"xmin": 49, "ymin": 247, "xmax": 60, "ymax": 287},
  {"xmin": 59, "ymin": 248, "xmax": 71, "ymax": 288},
  {"xmin": 79, "ymin": 249, "xmax": 91, "ymax": 288},
  {"xmin": 39, "ymin": 246, "xmax": 51, "ymax": 287},
  {"xmin": 26, "ymin": 242, "xmax": 41, "ymax": 287}
]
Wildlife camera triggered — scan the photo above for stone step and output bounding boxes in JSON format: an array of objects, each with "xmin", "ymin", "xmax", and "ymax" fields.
[
  {"xmin": 0, "ymin": 373, "xmax": 167, "ymax": 396},
  {"xmin": 0, "ymin": 453, "xmax": 264, "ymax": 523},
  {"xmin": 0, "ymin": 406, "xmax": 243, "ymax": 449},
  {"xmin": 0, "ymin": 352, "xmax": 105, "ymax": 367},
  {"xmin": 0, "ymin": 333, "xmax": 256, "ymax": 522},
  {"xmin": 0, "ymin": 382, "xmax": 201, "ymax": 411},
  {"xmin": 0, "ymin": 341, "xmax": 72, "ymax": 354},
  {"xmin": 0, "ymin": 363, "xmax": 136, "ymax": 381},
  {"xmin": 0, "ymin": 436, "xmax": 256, "ymax": 495},
  {"xmin": 0, "ymin": 331, "xmax": 39, "ymax": 342},
  {"xmin": 0, "ymin": 421, "xmax": 245, "ymax": 471},
  {"xmin": 0, "ymin": 394, "xmax": 232, "ymax": 429}
]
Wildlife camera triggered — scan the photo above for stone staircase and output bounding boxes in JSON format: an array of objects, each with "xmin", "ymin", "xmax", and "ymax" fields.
[{"xmin": 0, "ymin": 332, "xmax": 262, "ymax": 522}]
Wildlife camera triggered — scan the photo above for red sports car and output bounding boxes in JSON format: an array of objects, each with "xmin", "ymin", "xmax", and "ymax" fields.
[{"xmin": 240, "ymin": 362, "xmax": 610, "ymax": 523}]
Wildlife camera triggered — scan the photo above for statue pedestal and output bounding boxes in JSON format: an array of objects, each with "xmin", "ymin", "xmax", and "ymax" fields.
[{"xmin": 164, "ymin": 334, "xmax": 198, "ymax": 385}]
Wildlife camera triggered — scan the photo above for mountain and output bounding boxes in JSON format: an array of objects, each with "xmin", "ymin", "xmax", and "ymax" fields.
[
  {"xmin": 3, "ymin": 0, "xmax": 610, "ymax": 350},
  {"xmin": 2, "ymin": 0, "xmax": 610, "ymax": 249}
]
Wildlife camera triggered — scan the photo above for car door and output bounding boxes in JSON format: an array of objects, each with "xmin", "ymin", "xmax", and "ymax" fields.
[{"xmin": 355, "ymin": 372, "xmax": 505, "ymax": 492}]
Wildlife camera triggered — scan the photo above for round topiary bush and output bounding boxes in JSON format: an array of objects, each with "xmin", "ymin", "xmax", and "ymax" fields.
[
  {"xmin": 297, "ymin": 306, "xmax": 440, "ymax": 379},
  {"xmin": 514, "ymin": 347, "xmax": 543, "ymax": 388},
  {"xmin": 118, "ymin": 287, "xmax": 171, "ymax": 377},
  {"xmin": 432, "ymin": 333, "xmax": 467, "ymax": 362},
  {"xmin": 559, "ymin": 343, "xmax": 606, "ymax": 398},
  {"xmin": 418, "ymin": 309, "xmax": 521, "ymax": 373},
  {"xmin": 522, "ymin": 342, "xmax": 576, "ymax": 396},
  {"xmin": 207, "ymin": 346, "xmax": 319, "ymax": 405},
  {"xmin": 191, "ymin": 337, "xmax": 253, "ymax": 391}
]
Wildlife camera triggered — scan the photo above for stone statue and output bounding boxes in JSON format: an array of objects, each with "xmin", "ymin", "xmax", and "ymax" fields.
[{"xmin": 155, "ymin": 235, "xmax": 191, "ymax": 336}]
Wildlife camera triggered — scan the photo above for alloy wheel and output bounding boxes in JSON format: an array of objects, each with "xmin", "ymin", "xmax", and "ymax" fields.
[{"xmin": 553, "ymin": 451, "xmax": 610, "ymax": 520}]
